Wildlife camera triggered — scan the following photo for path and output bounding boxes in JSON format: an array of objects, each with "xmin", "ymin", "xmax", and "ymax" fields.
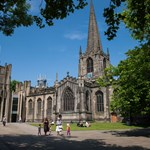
[{"xmin": 0, "ymin": 122, "xmax": 149, "ymax": 150}]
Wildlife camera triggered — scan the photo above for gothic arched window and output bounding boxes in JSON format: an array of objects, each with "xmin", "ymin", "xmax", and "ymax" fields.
[
  {"xmin": 87, "ymin": 57, "xmax": 93, "ymax": 73},
  {"xmin": 28, "ymin": 99, "xmax": 32, "ymax": 115},
  {"xmin": 85, "ymin": 91, "xmax": 90, "ymax": 111},
  {"xmin": 96, "ymin": 91, "xmax": 104, "ymax": 112},
  {"xmin": 103, "ymin": 58, "xmax": 106, "ymax": 69},
  {"xmin": 47, "ymin": 97, "xmax": 52, "ymax": 116},
  {"xmin": 63, "ymin": 87, "xmax": 74, "ymax": 111},
  {"xmin": 37, "ymin": 98, "xmax": 42, "ymax": 115}
]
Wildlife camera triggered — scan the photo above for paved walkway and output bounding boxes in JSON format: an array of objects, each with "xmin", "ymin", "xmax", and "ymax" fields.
[{"xmin": 0, "ymin": 122, "xmax": 150, "ymax": 150}]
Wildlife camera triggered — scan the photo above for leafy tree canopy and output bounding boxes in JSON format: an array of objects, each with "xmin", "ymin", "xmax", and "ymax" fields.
[
  {"xmin": 0, "ymin": 0, "xmax": 87, "ymax": 36},
  {"xmin": 97, "ymin": 42, "xmax": 150, "ymax": 120},
  {"xmin": 10, "ymin": 80, "xmax": 20, "ymax": 92},
  {"xmin": 1, "ymin": 0, "xmax": 149, "ymax": 42},
  {"xmin": 103, "ymin": 0, "xmax": 150, "ymax": 42}
]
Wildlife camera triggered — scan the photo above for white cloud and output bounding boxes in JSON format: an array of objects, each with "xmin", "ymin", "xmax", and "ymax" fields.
[{"xmin": 64, "ymin": 32, "xmax": 87, "ymax": 40}]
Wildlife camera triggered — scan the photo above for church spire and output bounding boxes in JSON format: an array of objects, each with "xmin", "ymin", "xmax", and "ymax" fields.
[{"xmin": 86, "ymin": 0, "xmax": 103, "ymax": 54}]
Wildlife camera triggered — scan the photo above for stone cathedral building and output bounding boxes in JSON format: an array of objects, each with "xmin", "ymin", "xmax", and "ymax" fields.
[
  {"xmin": 0, "ymin": 64, "xmax": 12, "ymax": 122},
  {"xmin": 10, "ymin": 1, "xmax": 113, "ymax": 122}
]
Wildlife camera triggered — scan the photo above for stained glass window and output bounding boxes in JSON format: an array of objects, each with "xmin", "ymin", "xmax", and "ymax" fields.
[
  {"xmin": 85, "ymin": 91, "xmax": 89, "ymax": 111},
  {"xmin": 47, "ymin": 97, "xmax": 52, "ymax": 116},
  {"xmin": 63, "ymin": 87, "xmax": 74, "ymax": 111},
  {"xmin": 96, "ymin": 91, "xmax": 104, "ymax": 112},
  {"xmin": 37, "ymin": 98, "xmax": 42, "ymax": 115},
  {"xmin": 28, "ymin": 99, "xmax": 32, "ymax": 115}
]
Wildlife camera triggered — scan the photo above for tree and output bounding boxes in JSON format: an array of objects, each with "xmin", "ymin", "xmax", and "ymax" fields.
[
  {"xmin": 103, "ymin": 0, "xmax": 150, "ymax": 42},
  {"xmin": 1, "ymin": 0, "xmax": 149, "ymax": 41},
  {"xmin": 97, "ymin": 42, "xmax": 150, "ymax": 123},
  {"xmin": 0, "ymin": 0, "xmax": 87, "ymax": 36},
  {"xmin": 100, "ymin": 0, "xmax": 150, "ymax": 124},
  {"xmin": 10, "ymin": 80, "xmax": 20, "ymax": 92}
]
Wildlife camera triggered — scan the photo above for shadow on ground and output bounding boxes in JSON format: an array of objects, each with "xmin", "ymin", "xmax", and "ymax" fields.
[
  {"xmin": 0, "ymin": 133, "xmax": 149, "ymax": 150},
  {"xmin": 103, "ymin": 128, "xmax": 150, "ymax": 138}
]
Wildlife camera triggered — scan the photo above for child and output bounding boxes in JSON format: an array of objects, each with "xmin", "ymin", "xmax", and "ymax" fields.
[
  {"xmin": 38, "ymin": 124, "xmax": 41, "ymax": 135},
  {"xmin": 49, "ymin": 124, "xmax": 52, "ymax": 135},
  {"xmin": 66, "ymin": 123, "xmax": 71, "ymax": 136}
]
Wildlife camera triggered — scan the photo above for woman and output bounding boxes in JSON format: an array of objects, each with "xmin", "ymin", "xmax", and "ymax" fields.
[
  {"xmin": 43, "ymin": 118, "xmax": 49, "ymax": 135},
  {"xmin": 56, "ymin": 117, "xmax": 62, "ymax": 135}
]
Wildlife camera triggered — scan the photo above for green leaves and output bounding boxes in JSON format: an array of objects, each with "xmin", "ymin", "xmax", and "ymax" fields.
[
  {"xmin": 0, "ymin": 0, "xmax": 33, "ymax": 35},
  {"xmin": 118, "ymin": 43, "xmax": 150, "ymax": 117},
  {"xmin": 97, "ymin": 42, "xmax": 150, "ymax": 119},
  {"xmin": 40, "ymin": 0, "xmax": 87, "ymax": 26},
  {"xmin": 0, "ymin": 0, "xmax": 87, "ymax": 36},
  {"xmin": 104, "ymin": 0, "xmax": 150, "ymax": 42},
  {"xmin": 96, "ymin": 65, "xmax": 119, "ymax": 87},
  {"xmin": 10, "ymin": 80, "xmax": 20, "ymax": 92}
]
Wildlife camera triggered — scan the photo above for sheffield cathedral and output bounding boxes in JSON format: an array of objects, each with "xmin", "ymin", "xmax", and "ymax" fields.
[{"xmin": 0, "ymin": 1, "xmax": 113, "ymax": 123}]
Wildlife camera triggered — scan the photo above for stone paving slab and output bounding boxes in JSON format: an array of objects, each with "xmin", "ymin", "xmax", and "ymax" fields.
[{"xmin": 0, "ymin": 122, "xmax": 150, "ymax": 150}]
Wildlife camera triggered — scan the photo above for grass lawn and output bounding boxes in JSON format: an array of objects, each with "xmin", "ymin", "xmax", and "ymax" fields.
[{"xmin": 30, "ymin": 122, "xmax": 144, "ymax": 131}]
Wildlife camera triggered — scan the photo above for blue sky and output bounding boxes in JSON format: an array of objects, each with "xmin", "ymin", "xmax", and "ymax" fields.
[{"xmin": 0, "ymin": 0, "xmax": 139, "ymax": 87}]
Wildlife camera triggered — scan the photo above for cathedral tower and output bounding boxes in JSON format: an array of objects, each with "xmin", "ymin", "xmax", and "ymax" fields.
[{"xmin": 78, "ymin": 0, "xmax": 110, "ymax": 80}]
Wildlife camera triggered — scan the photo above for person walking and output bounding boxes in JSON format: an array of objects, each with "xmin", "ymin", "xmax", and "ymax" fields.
[
  {"xmin": 2, "ymin": 116, "xmax": 6, "ymax": 126},
  {"xmin": 56, "ymin": 117, "xmax": 62, "ymax": 135},
  {"xmin": 66, "ymin": 123, "xmax": 71, "ymax": 136},
  {"xmin": 38, "ymin": 124, "xmax": 41, "ymax": 135},
  {"xmin": 49, "ymin": 124, "xmax": 52, "ymax": 135},
  {"xmin": 43, "ymin": 118, "xmax": 49, "ymax": 135}
]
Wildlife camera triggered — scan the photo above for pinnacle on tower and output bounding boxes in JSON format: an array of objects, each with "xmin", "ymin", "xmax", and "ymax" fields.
[
  {"xmin": 79, "ymin": 46, "xmax": 82, "ymax": 55},
  {"xmin": 86, "ymin": 0, "xmax": 103, "ymax": 54},
  {"xmin": 56, "ymin": 72, "xmax": 58, "ymax": 82}
]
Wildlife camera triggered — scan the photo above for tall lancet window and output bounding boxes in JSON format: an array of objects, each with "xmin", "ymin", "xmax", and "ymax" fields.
[
  {"xmin": 85, "ymin": 91, "xmax": 90, "ymax": 111},
  {"xmin": 103, "ymin": 58, "xmax": 106, "ymax": 69},
  {"xmin": 87, "ymin": 57, "xmax": 93, "ymax": 73},
  {"xmin": 28, "ymin": 99, "xmax": 32, "ymax": 115},
  {"xmin": 37, "ymin": 98, "xmax": 42, "ymax": 115},
  {"xmin": 47, "ymin": 97, "xmax": 52, "ymax": 117},
  {"xmin": 96, "ymin": 91, "xmax": 104, "ymax": 112},
  {"xmin": 63, "ymin": 87, "xmax": 74, "ymax": 111}
]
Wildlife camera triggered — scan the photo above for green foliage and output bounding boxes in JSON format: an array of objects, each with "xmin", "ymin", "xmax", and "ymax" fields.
[
  {"xmin": 0, "ymin": 0, "xmax": 33, "ymax": 35},
  {"xmin": 1, "ymin": 0, "xmax": 149, "ymax": 40},
  {"xmin": 112, "ymin": 42, "xmax": 150, "ymax": 117},
  {"xmin": 40, "ymin": 0, "xmax": 87, "ymax": 26},
  {"xmin": 0, "ymin": 0, "xmax": 87, "ymax": 36},
  {"xmin": 97, "ymin": 42, "xmax": 150, "ymax": 119},
  {"xmin": 96, "ymin": 65, "xmax": 119, "ymax": 87},
  {"xmin": 10, "ymin": 80, "xmax": 19, "ymax": 92},
  {"xmin": 104, "ymin": 0, "xmax": 150, "ymax": 42}
]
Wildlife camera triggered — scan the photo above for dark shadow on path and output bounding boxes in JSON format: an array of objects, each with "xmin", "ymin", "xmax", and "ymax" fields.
[
  {"xmin": 103, "ymin": 128, "xmax": 150, "ymax": 138},
  {"xmin": 0, "ymin": 134, "xmax": 149, "ymax": 150}
]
